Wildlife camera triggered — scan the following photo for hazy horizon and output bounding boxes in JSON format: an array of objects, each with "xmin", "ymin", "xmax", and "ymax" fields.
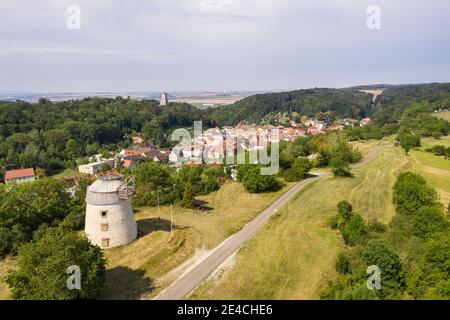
[{"xmin": 1, "ymin": 0, "xmax": 450, "ymax": 92}]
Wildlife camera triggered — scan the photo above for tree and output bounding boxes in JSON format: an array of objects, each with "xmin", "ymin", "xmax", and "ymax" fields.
[
  {"xmin": 6, "ymin": 229, "xmax": 106, "ymax": 300},
  {"xmin": 134, "ymin": 162, "xmax": 177, "ymax": 206},
  {"xmin": 292, "ymin": 157, "xmax": 312, "ymax": 179},
  {"xmin": 241, "ymin": 166, "xmax": 280, "ymax": 193},
  {"xmin": 399, "ymin": 134, "xmax": 421, "ymax": 155},
  {"xmin": 180, "ymin": 183, "xmax": 195, "ymax": 209},
  {"xmin": 101, "ymin": 163, "xmax": 112, "ymax": 173},
  {"xmin": 0, "ymin": 179, "xmax": 72, "ymax": 257},
  {"xmin": 361, "ymin": 239, "xmax": 404, "ymax": 286},
  {"xmin": 335, "ymin": 252, "xmax": 350, "ymax": 274},
  {"xmin": 330, "ymin": 156, "xmax": 352, "ymax": 177},
  {"xmin": 411, "ymin": 205, "xmax": 449, "ymax": 239},
  {"xmin": 283, "ymin": 168, "xmax": 300, "ymax": 182},
  {"xmin": 393, "ymin": 173, "xmax": 438, "ymax": 215},
  {"xmin": 330, "ymin": 201, "xmax": 368, "ymax": 246}
]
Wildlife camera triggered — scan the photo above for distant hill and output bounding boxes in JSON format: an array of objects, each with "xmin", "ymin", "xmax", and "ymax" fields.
[
  {"xmin": 209, "ymin": 83, "xmax": 450, "ymax": 126},
  {"xmin": 210, "ymin": 88, "xmax": 374, "ymax": 126}
]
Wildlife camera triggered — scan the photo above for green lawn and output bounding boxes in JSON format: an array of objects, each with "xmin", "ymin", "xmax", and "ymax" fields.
[{"xmin": 190, "ymin": 142, "xmax": 412, "ymax": 300}]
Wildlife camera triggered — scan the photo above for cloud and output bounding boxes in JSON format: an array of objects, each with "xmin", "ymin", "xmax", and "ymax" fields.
[
  {"xmin": 0, "ymin": 0, "xmax": 449, "ymax": 92},
  {"xmin": 0, "ymin": 46, "xmax": 145, "ymax": 56}
]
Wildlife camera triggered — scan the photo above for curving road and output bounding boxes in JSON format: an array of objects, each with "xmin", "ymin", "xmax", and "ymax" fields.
[{"xmin": 156, "ymin": 147, "xmax": 378, "ymax": 300}]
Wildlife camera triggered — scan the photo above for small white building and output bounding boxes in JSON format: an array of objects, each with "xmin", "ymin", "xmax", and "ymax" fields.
[
  {"xmin": 85, "ymin": 175, "xmax": 137, "ymax": 249},
  {"xmin": 79, "ymin": 159, "xmax": 115, "ymax": 175}
]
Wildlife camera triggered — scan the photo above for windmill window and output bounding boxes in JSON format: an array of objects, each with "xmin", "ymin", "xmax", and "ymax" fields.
[
  {"xmin": 102, "ymin": 238, "xmax": 110, "ymax": 248},
  {"xmin": 101, "ymin": 223, "xmax": 109, "ymax": 232},
  {"xmin": 100, "ymin": 211, "xmax": 108, "ymax": 218}
]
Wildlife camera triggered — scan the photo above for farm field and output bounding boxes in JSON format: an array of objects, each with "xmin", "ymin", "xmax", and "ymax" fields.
[{"xmin": 190, "ymin": 141, "xmax": 412, "ymax": 300}]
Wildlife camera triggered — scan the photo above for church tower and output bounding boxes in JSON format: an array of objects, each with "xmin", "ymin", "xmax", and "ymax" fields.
[{"xmin": 160, "ymin": 92, "xmax": 169, "ymax": 106}]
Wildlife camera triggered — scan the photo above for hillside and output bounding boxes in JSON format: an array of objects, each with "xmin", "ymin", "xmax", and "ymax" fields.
[
  {"xmin": 209, "ymin": 83, "xmax": 450, "ymax": 126},
  {"xmin": 210, "ymin": 88, "xmax": 373, "ymax": 126}
]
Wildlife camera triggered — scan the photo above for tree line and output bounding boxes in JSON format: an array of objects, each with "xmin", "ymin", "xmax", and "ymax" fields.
[{"xmin": 321, "ymin": 173, "xmax": 450, "ymax": 300}]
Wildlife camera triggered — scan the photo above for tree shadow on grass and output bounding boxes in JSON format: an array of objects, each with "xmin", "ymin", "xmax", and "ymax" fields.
[
  {"xmin": 137, "ymin": 218, "xmax": 191, "ymax": 237},
  {"xmin": 101, "ymin": 266, "xmax": 154, "ymax": 300},
  {"xmin": 193, "ymin": 199, "xmax": 214, "ymax": 212}
]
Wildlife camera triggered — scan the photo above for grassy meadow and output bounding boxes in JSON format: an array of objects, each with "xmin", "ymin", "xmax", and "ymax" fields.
[
  {"xmin": 411, "ymin": 135, "xmax": 450, "ymax": 205},
  {"xmin": 101, "ymin": 181, "xmax": 294, "ymax": 300},
  {"xmin": 190, "ymin": 141, "xmax": 413, "ymax": 300}
]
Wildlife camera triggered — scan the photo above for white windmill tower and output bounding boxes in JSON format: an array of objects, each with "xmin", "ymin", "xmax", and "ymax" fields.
[{"xmin": 85, "ymin": 174, "xmax": 137, "ymax": 249}]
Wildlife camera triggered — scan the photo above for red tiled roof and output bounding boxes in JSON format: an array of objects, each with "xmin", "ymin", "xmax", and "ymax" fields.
[
  {"xmin": 123, "ymin": 160, "xmax": 134, "ymax": 168},
  {"xmin": 5, "ymin": 168, "xmax": 35, "ymax": 181}
]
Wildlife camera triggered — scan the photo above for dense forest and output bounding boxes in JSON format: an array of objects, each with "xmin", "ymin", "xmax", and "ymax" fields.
[
  {"xmin": 210, "ymin": 88, "xmax": 374, "ymax": 125},
  {"xmin": 0, "ymin": 97, "xmax": 214, "ymax": 179},
  {"xmin": 372, "ymin": 83, "xmax": 450, "ymax": 124}
]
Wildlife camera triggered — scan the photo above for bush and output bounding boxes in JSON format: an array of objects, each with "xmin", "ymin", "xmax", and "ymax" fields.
[
  {"xmin": 330, "ymin": 201, "xmax": 368, "ymax": 246},
  {"xmin": 292, "ymin": 158, "xmax": 312, "ymax": 179},
  {"xmin": 335, "ymin": 252, "xmax": 350, "ymax": 274},
  {"xmin": 241, "ymin": 166, "xmax": 281, "ymax": 193},
  {"xmin": 330, "ymin": 156, "xmax": 352, "ymax": 177},
  {"xmin": 283, "ymin": 168, "xmax": 300, "ymax": 182}
]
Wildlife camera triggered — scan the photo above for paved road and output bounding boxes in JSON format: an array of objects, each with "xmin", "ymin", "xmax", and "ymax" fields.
[
  {"xmin": 155, "ymin": 172, "xmax": 328, "ymax": 300},
  {"xmin": 352, "ymin": 145, "xmax": 379, "ymax": 169},
  {"xmin": 156, "ymin": 147, "xmax": 379, "ymax": 300}
]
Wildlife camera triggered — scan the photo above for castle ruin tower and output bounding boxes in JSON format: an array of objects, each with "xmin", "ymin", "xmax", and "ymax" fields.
[
  {"xmin": 160, "ymin": 92, "xmax": 169, "ymax": 106},
  {"xmin": 85, "ymin": 175, "xmax": 137, "ymax": 249}
]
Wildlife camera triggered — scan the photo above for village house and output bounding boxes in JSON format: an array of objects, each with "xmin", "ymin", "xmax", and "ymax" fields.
[
  {"xmin": 307, "ymin": 126, "xmax": 320, "ymax": 136},
  {"xmin": 79, "ymin": 158, "xmax": 115, "ymax": 175},
  {"xmin": 360, "ymin": 118, "xmax": 371, "ymax": 127},
  {"xmin": 132, "ymin": 135, "xmax": 145, "ymax": 145},
  {"xmin": 4, "ymin": 168, "xmax": 36, "ymax": 184}
]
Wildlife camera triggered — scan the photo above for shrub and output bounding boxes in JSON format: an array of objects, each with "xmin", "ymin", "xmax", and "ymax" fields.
[
  {"xmin": 283, "ymin": 168, "xmax": 300, "ymax": 182},
  {"xmin": 241, "ymin": 166, "xmax": 280, "ymax": 193},
  {"xmin": 335, "ymin": 252, "xmax": 350, "ymax": 274},
  {"xmin": 292, "ymin": 157, "xmax": 312, "ymax": 179}
]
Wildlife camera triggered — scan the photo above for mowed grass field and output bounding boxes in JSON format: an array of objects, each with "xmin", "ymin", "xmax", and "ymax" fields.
[
  {"xmin": 190, "ymin": 141, "xmax": 412, "ymax": 300},
  {"xmin": 411, "ymin": 136, "xmax": 450, "ymax": 205},
  {"xmin": 101, "ymin": 181, "xmax": 294, "ymax": 300}
]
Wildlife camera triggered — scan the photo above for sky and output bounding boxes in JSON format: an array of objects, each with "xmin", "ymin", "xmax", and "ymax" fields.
[{"xmin": 0, "ymin": 0, "xmax": 449, "ymax": 92}]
